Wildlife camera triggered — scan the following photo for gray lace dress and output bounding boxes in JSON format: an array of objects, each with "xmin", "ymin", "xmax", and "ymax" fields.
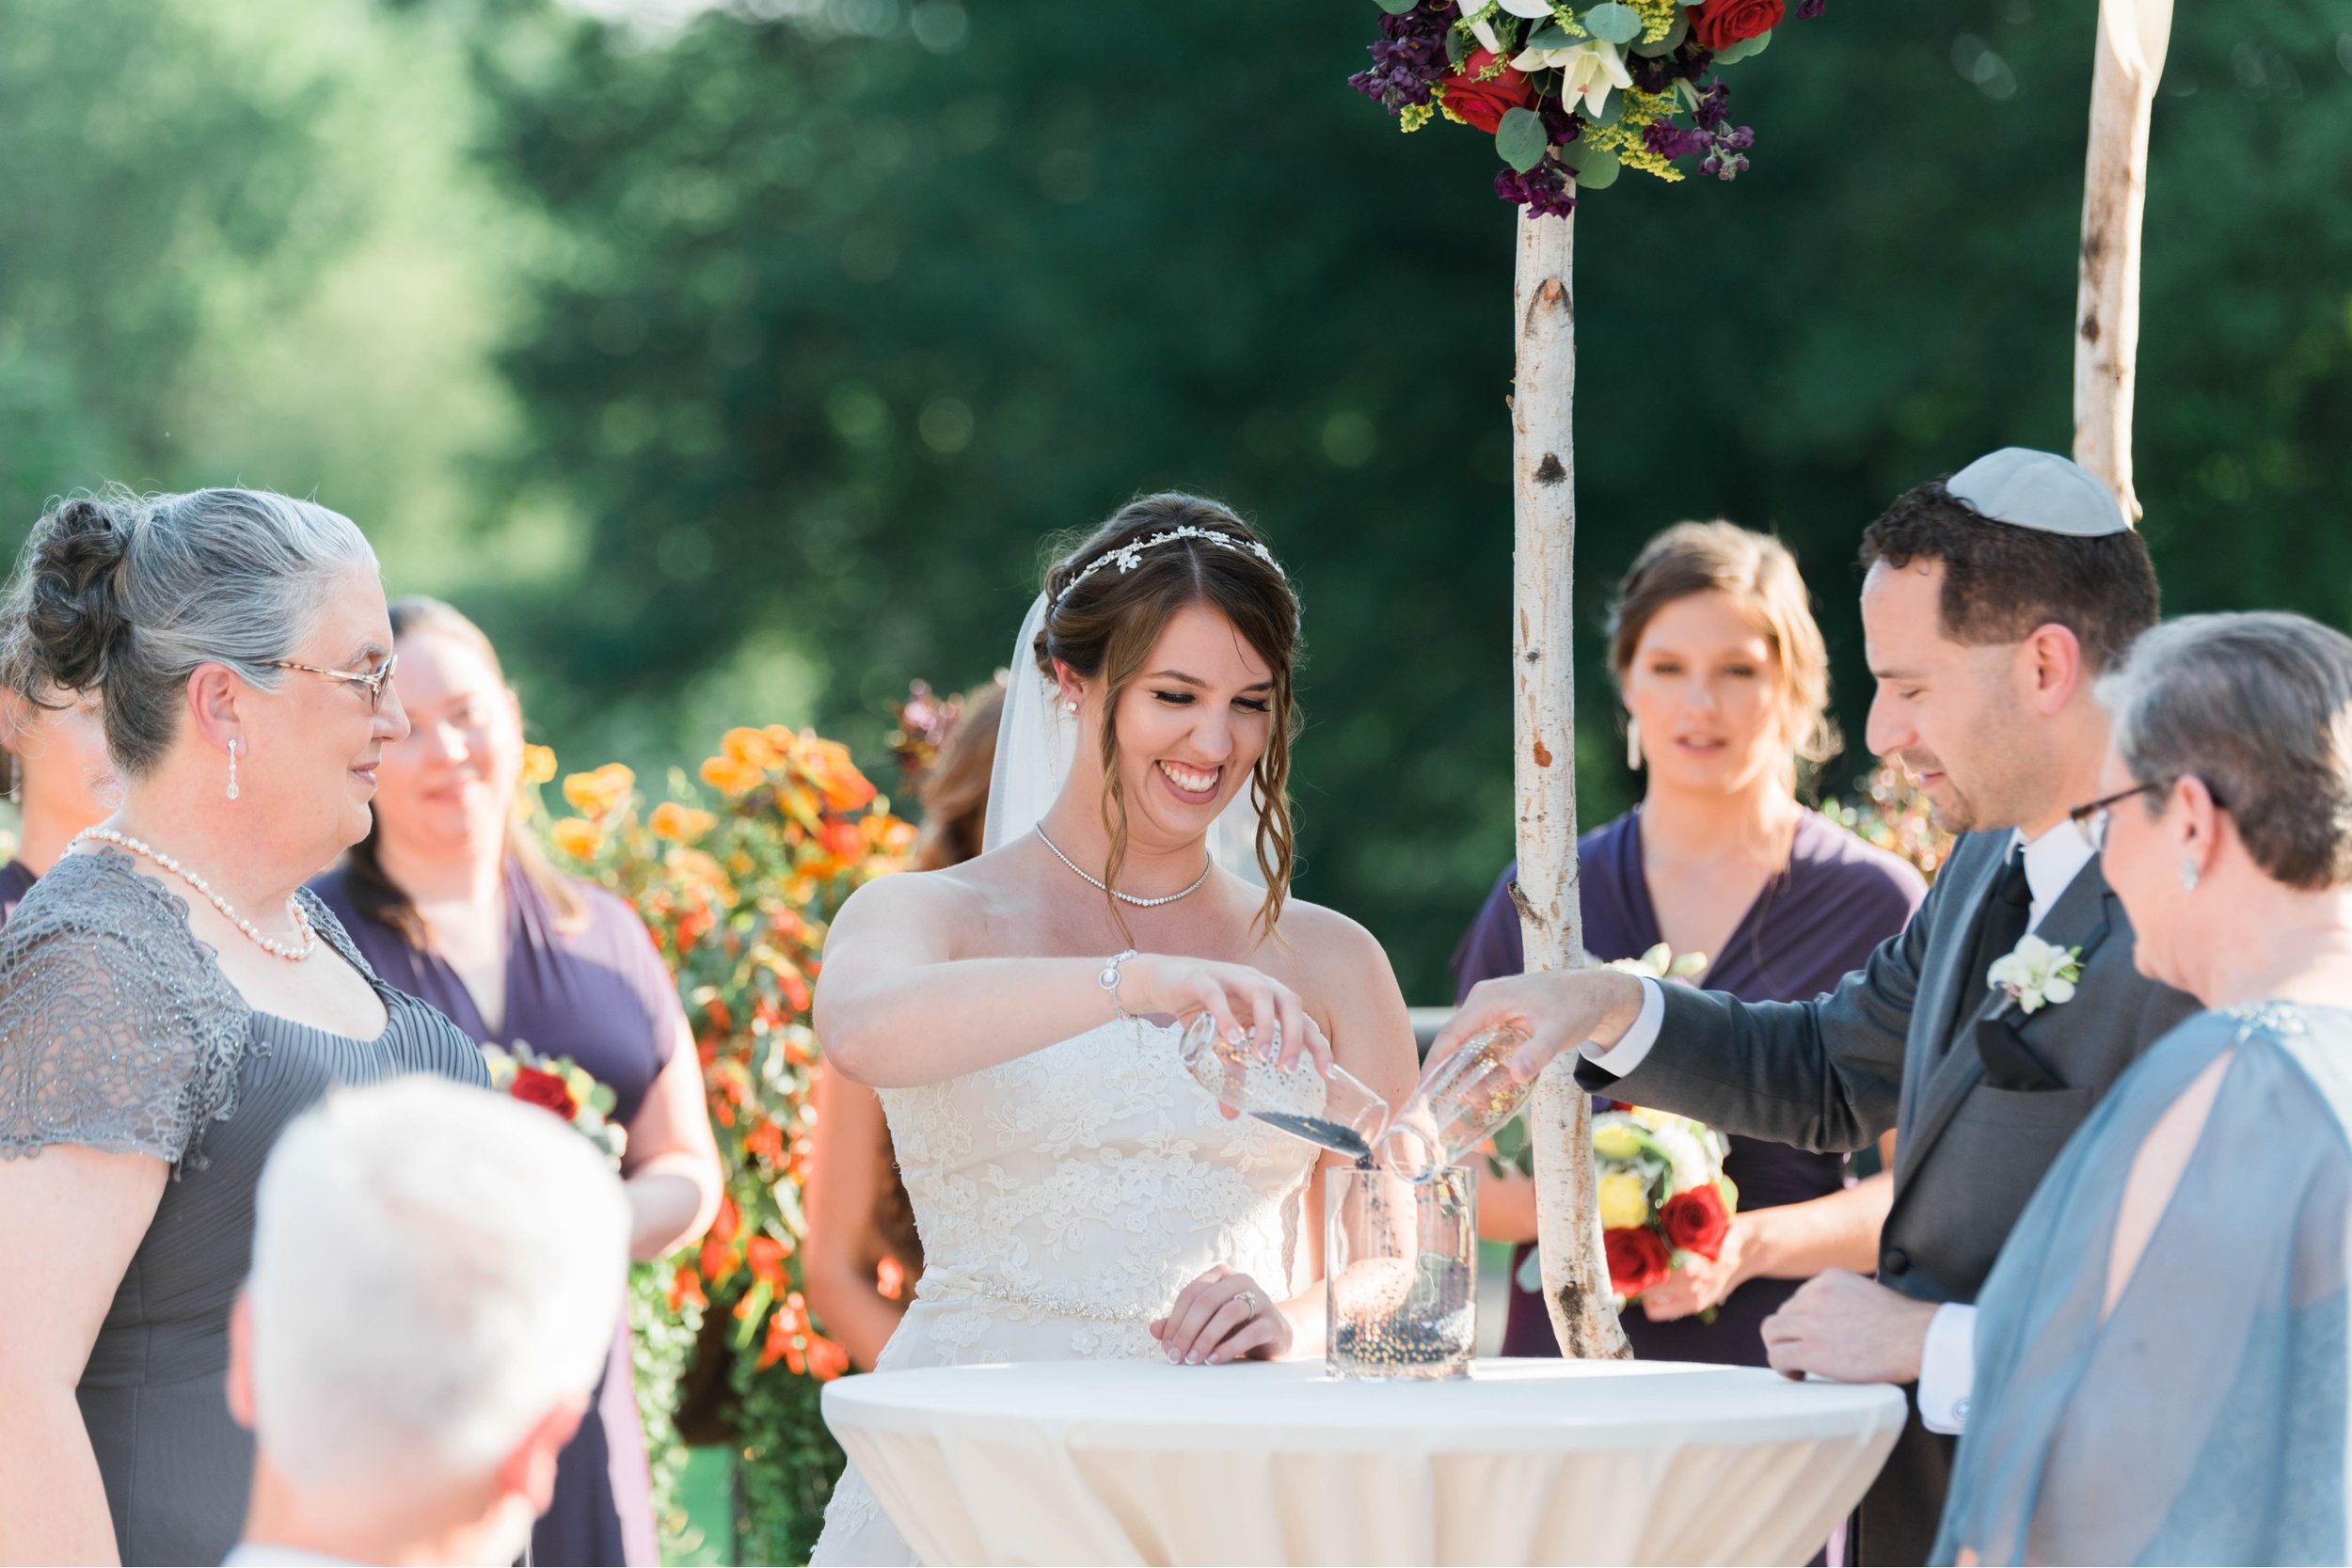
[{"xmin": 0, "ymin": 847, "xmax": 489, "ymax": 1566}]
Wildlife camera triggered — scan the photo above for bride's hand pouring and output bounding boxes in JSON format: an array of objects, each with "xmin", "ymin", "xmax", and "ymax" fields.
[{"xmin": 1126, "ymin": 953, "xmax": 1332, "ymax": 1077}]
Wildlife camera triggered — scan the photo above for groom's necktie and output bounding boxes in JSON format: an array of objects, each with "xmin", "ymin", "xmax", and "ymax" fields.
[{"xmin": 1970, "ymin": 845, "xmax": 2034, "ymax": 998}]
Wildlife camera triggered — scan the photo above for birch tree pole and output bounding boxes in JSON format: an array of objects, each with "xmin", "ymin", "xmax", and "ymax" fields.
[
  {"xmin": 2073, "ymin": 0, "xmax": 2173, "ymax": 516},
  {"xmin": 1511, "ymin": 209, "xmax": 1630, "ymax": 1361}
]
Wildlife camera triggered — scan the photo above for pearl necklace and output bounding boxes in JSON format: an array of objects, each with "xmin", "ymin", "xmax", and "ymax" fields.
[
  {"xmin": 1034, "ymin": 826, "xmax": 1212, "ymax": 908},
  {"xmin": 71, "ymin": 828, "xmax": 318, "ymax": 961}
]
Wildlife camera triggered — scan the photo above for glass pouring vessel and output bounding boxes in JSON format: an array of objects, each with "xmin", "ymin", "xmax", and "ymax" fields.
[
  {"xmin": 1378, "ymin": 1023, "xmax": 1537, "ymax": 1181},
  {"xmin": 1176, "ymin": 1012, "xmax": 1391, "ymax": 1163}
]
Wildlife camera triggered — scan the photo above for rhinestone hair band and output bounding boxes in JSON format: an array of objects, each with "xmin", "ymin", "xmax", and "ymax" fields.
[{"xmin": 1053, "ymin": 526, "xmax": 1285, "ymax": 607}]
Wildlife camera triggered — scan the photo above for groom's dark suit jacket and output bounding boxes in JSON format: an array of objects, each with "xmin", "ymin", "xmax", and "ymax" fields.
[{"xmin": 1577, "ymin": 829, "xmax": 2197, "ymax": 1565}]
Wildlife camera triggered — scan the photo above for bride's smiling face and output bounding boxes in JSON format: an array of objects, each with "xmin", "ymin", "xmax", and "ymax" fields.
[{"xmin": 1064, "ymin": 602, "xmax": 1274, "ymax": 848}]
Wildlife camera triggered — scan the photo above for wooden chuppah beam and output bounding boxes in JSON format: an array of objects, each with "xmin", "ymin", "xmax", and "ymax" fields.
[
  {"xmin": 2073, "ymin": 0, "xmax": 2174, "ymax": 519},
  {"xmin": 1511, "ymin": 208, "xmax": 1630, "ymax": 1361}
]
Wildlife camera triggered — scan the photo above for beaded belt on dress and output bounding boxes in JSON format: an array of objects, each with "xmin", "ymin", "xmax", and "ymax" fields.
[{"xmin": 924, "ymin": 1270, "xmax": 1164, "ymax": 1325}]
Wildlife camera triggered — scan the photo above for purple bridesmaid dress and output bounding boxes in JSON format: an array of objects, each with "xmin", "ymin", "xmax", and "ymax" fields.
[
  {"xmin": 1452, "ymin": 808, "xmax": 1925, "ymax": 1363},
  {"xmin": 311, "ymin": 860, "xmax": 688, "ymax": 1568}
]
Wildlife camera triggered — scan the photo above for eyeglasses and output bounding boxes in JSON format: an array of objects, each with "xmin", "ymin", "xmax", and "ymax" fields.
[
  {"xmin": 268, "ymin": 653, "xmax": 399, "ymax": 710},
  {"xmin": 2069, "ymin": 777, "xmax": 2226, "ymax": 851}
]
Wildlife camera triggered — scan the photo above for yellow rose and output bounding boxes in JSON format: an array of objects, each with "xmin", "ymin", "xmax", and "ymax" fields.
[
  {"xmin": 520, "ymin": 744, "xmax": 558, "ymax": 785},
  {"xmin": 1597, "ymin": 1171, "xmax": 1652, "ymax": 1231},
  {"xmin": 549, "ymin": 816, "xmax": 604, "ymax": 861},
  {"xmin": 1591, "ymin": 1122, "xmax": 1644, "ymax": 1161}
]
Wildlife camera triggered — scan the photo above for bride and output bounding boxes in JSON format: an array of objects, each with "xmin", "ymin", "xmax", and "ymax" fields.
[{"xmin": 807, "ymin": 493, "xmax": 1420, "ymax": 1563}]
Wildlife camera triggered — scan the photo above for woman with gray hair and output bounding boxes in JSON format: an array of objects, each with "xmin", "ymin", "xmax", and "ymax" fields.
[
  {"xmin": 1937, "ymin": 610, "xmax": 2352, "ymax": 1565},
  {"xmin": 0, "ymin": 488, "xmax": 486, "ymax": 1566}
]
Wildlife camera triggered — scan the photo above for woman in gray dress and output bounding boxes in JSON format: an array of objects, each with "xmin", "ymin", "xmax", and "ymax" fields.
[
  {"xmin": 0, "ymin": 487, "xmax": 488, "ymax": 1566},
  {"xmin": 1938, "ymin": 611, "xmax": 2352, "ymax": 1564}
]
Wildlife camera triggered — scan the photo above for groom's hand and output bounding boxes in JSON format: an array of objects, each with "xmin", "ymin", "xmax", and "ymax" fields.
[
  {"xmin": 1427, "ymin": 969, "xmax": 1648, "ymax": 1077},
  {"xmin": 1759, "ymin": 1269, "xmax": 1937, "ymax": 1384}
]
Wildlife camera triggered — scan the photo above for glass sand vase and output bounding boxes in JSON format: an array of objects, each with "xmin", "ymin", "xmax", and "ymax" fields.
[
  {"xmin": 1175, "ymin": 1012, "xmax": 1391, "ymax": 1163},
  {"xmin": 1325, "ymin": 1163, "xmax": 1477, "ymax": 1380},
  {"xmin": 1379, "ymin": 1024, "xmax": 1537, "ymax": 1181}
]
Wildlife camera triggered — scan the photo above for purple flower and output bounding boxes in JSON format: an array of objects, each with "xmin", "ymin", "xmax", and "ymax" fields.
[
  {"xmin": 1796, "ymin": 0, "xmax": 1827, "ymax": 17},
  {"xmin": 1495, "ymin": 162, "xmax": 1578, "ymax": 218},
  {"xmin": 1540, "ymin": 101, "xmax": 1583, "ymax": 147},
  {"xmin": 1348, "ymin": 5, "xmax": 1453, "ymax": 113},
  {"xmin": 1692, "ymin": 77, "xmax": 1731, "ymax": 130},
  {"xmin": 1643, "ymin": 121, "xmax": 1714, "ymax": 160}
]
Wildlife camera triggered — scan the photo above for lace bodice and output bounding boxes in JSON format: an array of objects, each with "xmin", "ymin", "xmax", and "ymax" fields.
[{"xmin": 877, "ymin": 1017, "xmax": 1317, "ymax": 1362}]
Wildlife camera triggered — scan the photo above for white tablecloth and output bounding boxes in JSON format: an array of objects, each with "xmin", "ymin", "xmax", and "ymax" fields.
[{"xmin": 822, "ymin": 1356, "xmax": 1904, "ymax": 1566}]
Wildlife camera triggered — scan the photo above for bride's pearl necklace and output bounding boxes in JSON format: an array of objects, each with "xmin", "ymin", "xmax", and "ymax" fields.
[{"xmin": 70, "ymin": 828, "xmax": 318, "ymax": 962}]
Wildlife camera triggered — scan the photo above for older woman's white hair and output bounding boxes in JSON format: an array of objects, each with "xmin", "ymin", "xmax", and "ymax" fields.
[{"xmin": 245, "ymin": 1076, "xmax": 629, "ymax": 1495}]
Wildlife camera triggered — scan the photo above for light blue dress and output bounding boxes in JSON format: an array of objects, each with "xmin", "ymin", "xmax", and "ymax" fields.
[{"xmin": 1936, "ymin": 1002, "xmax": 2352, "ymax": 1565}]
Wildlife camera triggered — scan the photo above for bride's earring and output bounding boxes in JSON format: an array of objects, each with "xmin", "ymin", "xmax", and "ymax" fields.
[
  {"xmin": 1063, "ymin": 699, "xmax": 1079, "ymax": 716},
  {"xmin": 226, "ymin": 738, "xmax": 240, "ymax": 802},
  {"xmin": 1625, "ymin": 717, "xmax": 1644, "ymax": 771},
  {"xmin": 2181, "ymin": 858, "xmax": 2199, "ymax": 892}
]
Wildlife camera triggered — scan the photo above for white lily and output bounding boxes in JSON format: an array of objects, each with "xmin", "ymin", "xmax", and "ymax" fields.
[
  {"xmin": 1456, "ymin": 0, "xmax": 1505, "ymax": 55},
  {"xmin": 1514, "ymin": 36, "xmax": 1632, "ymax": 118},
  {"xmin": 1496, "ymin": 0, "xmax": 1559, "ymax": 14}
]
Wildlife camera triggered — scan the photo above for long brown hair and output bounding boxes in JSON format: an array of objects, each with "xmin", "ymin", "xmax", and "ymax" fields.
[
  {"xmin": 342, "ymin": 596, "xmax": 588, "ymax": 944},
  {"xmin": 1037, "ymin": 493, "xmax": 1302, "ymax": 937},
  {"xmin": 914, "ymin": 679, "xmax": 1007, "ymax": 871}
]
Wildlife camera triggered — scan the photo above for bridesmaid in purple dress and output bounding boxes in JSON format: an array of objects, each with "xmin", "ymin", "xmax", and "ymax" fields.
[
  {"xmin": 0, "ymin": 687, "xmax": 115, "ymax": 922},
  {"xmin": 309, "ymin": 598, "xmax": 721, "ymax": 1568},
  {"xmin": 1454, "ymin": 523, "xmax": 1924, "ymax": 1365}
]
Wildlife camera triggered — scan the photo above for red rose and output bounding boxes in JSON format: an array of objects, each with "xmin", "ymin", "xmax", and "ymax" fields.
[
  {"xmin": 1688, "ymin": 0, "xmax": 1785, "ymax": 53},
  {"xmin": 511, "ymin": 1067, "xmax": 579, "ymax": 1121},
  {"xmin": 1660, "ymin": 1185, "xmax": 1732, "ymax": 1261},
  {"xmin": 1438, "ymin": 49, "xmax": 1534, "ymax": 135},
  {"xmin": 1604, "ymin": 1225, "xmax": 1673, "ymax": 1298}
]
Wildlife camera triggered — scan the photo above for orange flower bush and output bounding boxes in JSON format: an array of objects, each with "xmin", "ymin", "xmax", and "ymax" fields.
[{"xmin": 533, "ymin": 725, "xmax": 914, "ymax": 1564}]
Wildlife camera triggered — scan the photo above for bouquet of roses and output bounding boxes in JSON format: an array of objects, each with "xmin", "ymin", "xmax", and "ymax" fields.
[
  {"xmin": 1593, "ymin": 1104, "xmax": 1738, "ymax": 1308},
  {"xmin": 481, "ymin": 1040, "xmax": 629, "ymax": 1167}
]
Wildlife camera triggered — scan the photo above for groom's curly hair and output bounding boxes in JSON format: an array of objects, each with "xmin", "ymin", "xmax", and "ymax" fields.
[
  {"xmin": 1859, "ymin": 480, "xmax": 2159, "ymax": 671},
  {"xmin": 1038, "ymin": 493, "xmax": 1301, "ymax": 940}
]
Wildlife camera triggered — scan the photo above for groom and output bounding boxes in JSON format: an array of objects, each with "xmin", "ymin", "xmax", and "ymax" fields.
[{"xmin": 1438, "ymin": 450, "xmax": 2197, "ymax": 1565}]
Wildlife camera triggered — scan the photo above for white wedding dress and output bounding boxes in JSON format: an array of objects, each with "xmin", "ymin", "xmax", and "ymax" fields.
[{"xmin": 808, "ymin": 1015, "xmax": 1318, "ymax": 1565}]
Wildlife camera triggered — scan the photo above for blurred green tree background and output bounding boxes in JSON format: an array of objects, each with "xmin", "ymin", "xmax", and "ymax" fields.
[{"xmin": 2, "ymin": 0, "xmax": 2345, "ymax": 1001}]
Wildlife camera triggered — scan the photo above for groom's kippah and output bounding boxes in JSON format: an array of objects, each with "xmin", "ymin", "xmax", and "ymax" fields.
[{"xmin": 1946, "ymin": 448, "xmax": 2131, "ymax": 537}]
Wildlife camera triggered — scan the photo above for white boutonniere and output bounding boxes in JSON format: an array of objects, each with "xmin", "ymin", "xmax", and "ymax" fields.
[{"xmin": 1986, "ymin": 934, "xmax": 2084, "ymax": 1015}]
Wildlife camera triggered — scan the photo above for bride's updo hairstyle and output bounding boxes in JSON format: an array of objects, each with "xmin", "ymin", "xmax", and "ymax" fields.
[
  {"xmin": 0, "ymin": 485, "xmax": 377, "ymax": 775},
  {"xmin": 1037, "ymin": 493, "xmax": 1302, "ymax": 934}
]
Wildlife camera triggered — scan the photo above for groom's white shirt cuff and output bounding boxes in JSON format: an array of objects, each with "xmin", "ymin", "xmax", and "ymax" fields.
[
  {"xmin": 1918, "ymin": 1303, "xmax": 1977, "ymax": 1433},
  {"xmin": 1578, "ymin": 977, "xmax": 1665, "ymax": 1076}
]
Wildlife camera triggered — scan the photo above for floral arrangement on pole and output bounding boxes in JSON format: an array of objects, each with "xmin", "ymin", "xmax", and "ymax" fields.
[
  {"xmin": 1351, "ymin": 0, "xmax": 1828, "ymax": 215},
  {"xmin": 532, "ymin": 725, "xmax": 917, "ymax": 1565},
  {"xmin": 1593, "ymin": 1106, "xmax": 1738, "ymax": 1308},
  {"xmin": 480, "ymin": 1040, "xmax": 629, "ymax": 1166}
]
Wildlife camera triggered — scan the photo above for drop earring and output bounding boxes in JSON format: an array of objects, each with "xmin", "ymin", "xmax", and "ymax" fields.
[
  {"xmin": 1625, "ymin": 717, "xmax": 1644, "ymax": 771},
  {"xmin": 226, "ymin": 739, "xmax": 240, "ymax": 802},
  {"xmin": 2180, "ymin": 858, "xmax": 2199, "ymax": 892}
]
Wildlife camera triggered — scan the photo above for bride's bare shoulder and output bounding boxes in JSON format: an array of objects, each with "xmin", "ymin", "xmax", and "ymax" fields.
[
  {"xmin": 1264, "ymin": 895, "xmax": 1393, "ymax": 979},
  {"xmin": 833, "ymin": 840, "xmax": 1046, "ymax": 932}
]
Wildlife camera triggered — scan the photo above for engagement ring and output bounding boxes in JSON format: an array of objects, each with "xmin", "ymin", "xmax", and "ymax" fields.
[{"xmin": 1236, "ymin": 1290, "xmax": 1260, "ymax": 1315}]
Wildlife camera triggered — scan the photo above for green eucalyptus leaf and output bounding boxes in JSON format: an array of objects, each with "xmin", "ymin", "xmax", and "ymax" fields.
[
  {"xmin": 1567, "ymin": 144, "xmax": 1621, "ymax": 188},
  {"xmin": 1577, "ymin": 86, "xmax": 1623, "ymax": 126},
  {"xmin": 1629, "ymin": 12, "xmax": 1688, "ymax": 55},
  {"xmin": 1747, "ymin": 27, "xmax": 1773, "ymax": 55},
  {"xmin": 1495, "ymin": 105, "xmax": 1549, "ymax": 173},
  {"xmin": 1445, "ymin": 24, "xmax": 1473, "ymax": 67},
  {"xmin": 1522, "ymin": 21, "xmax": 1576, "ymax": 52},
  {"xmin": 1376, "ymin": 0, "xmax": 1421, "ymax": 12},
  {"xmin": 1580, "ymin": 2, "xmax": 1641, "ymax": 45}
]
